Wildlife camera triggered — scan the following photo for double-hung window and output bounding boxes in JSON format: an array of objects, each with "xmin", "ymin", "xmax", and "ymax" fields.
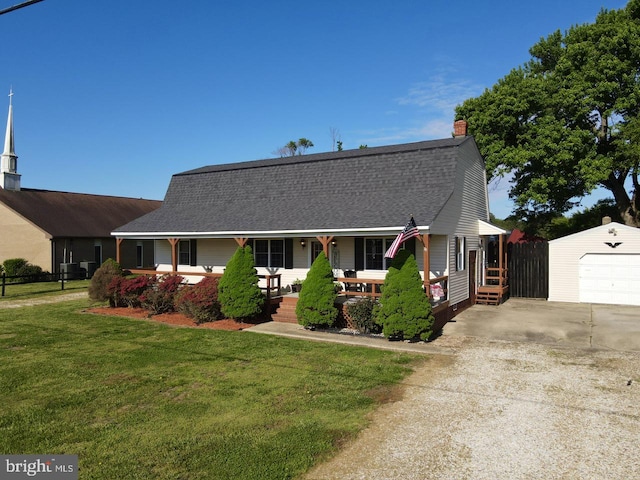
[
  {"xmin": 254, "ymin": 239, "xmax": 284, "ymax": 268},
  {"xmin": 178, "ymin": 240, "xmax": 191, "ymax": 265},
  {"xmin": 365, "ymin": 237, "xmax": 408, "ymax": 270}
]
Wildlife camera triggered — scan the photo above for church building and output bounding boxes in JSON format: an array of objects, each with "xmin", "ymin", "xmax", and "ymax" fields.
[{"xmin": 0, "ymin": 91, "xmax": 161, "ymax": 275}]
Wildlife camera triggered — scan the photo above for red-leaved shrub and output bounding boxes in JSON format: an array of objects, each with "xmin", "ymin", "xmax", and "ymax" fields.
[
  {"xmin": 174, "ymin": 276, "xmax": 222, "ymax": 324},
  {"xmin": 139, "ymin": 274, "xmax": 185, "ymax": 314}
]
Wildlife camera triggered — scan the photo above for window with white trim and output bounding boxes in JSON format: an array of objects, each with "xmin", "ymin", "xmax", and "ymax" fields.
[
  {"xmin": 365, "ymin": 237, "xmax": 407, "ymax": 270},
  {"xmin": 254, "ymin": 239, "xmax": 284, "ymax": 268},
  {"xmin": 178, "ymin": 240, "xmax": 191, "ymax": 265}
]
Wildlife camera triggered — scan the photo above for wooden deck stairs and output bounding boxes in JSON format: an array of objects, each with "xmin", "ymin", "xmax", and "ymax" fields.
[{"xmin": 476, "ymin": 267, "xmax": 509, "ymax": 306}]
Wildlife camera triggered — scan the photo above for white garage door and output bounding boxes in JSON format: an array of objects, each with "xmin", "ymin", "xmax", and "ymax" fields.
[{"xmin": 579, "ymin": 254, "xmax": 640, "ymax": 306}]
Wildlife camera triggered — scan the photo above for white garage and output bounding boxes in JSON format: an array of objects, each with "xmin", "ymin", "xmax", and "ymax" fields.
[{"xmin": 549, "ymin": 221, "xmax": 640, "ymax": 305}]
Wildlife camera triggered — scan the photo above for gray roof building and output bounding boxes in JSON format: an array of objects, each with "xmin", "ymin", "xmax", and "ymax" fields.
[{"xmin": 115, "ymin": 136, "xmax": 480, "ymax": 237}]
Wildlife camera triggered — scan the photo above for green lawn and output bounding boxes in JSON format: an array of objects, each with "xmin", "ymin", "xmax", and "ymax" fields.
[
  {"xmin": 0, "ymin": 299, "xmax": 419, "ymax": 479},
  {"xmin": 0, "ymin": 279, "xmax": 90, "ymax": 300}
]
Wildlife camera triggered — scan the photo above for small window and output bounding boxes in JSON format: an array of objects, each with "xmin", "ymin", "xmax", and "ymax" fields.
[
  {"xmin": 178, "ymin": 240, "xmax": 191, "ymax": 265},
  {"xmin": 311, "ymin": 241, "xmax": 323, "ymax": 264},
  {"xmin": 254, "ymin": 239, "xmax": 284, "ymax": 268},
  {"xmin": 136, "ymin": 243, "xmax": 143, "ymax": 268},
  {"xmin": 455, "ymin": 236, "xmax": 466, "ymax": 271}
]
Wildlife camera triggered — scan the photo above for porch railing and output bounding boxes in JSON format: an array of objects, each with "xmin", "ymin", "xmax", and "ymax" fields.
[
  {"xmin": 127, "ymin": 269, "xmax": 281, "ymax": 303},
  {"xmin": 336, "ymin": 274, "xmax": 448, "ymax": 306}
]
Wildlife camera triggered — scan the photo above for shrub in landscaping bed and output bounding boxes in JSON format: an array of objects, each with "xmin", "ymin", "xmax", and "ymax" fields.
[
  {"xmin": 108, "ymin": 275, "xmax": 155, "ymax": 308},
  {"xmin": 175, "ymin": 276, "xmax": 222, "ymax": 324},
  {"xmin": 89, "ymin": 259, "xmax": 124, "ymax": 305},
  {"xmin": 346, "ymin": 297, "xmax": 381, "ymax": 334},
  {"xmin": 296, "ymin": 252, "xmax": 337, "ymax": 328},
  {"xmin": 374, "ymin": 249, "xmax": 434, "ymax": 341},
  {"xmin": 219, "ymin": 246, "xmax": 264, "ymax": 321},
  {"xmin": 140, "ymin": 274, "xmax": 185, "ymax": 314}
]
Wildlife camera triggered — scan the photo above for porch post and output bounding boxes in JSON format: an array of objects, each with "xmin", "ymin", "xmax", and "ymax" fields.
[
  {"xmin": 168, "ymin": 238, "xmax": 179, "ymax": 272},
  {"xmin": 316, "ymin": 235, "xmax": 334, "ymax": 258},
  {"xmin": 498, "ymin": 233, "xmax": 504, "ymax": 286},
  {"xmin": 234, "ymin": 237, "xmax": 248, "ymax": 248},
  {"xmin": 115, "ymin": 238, "xmax": 124, "ymax": 265},
  {"xmin": 421, "ymin": 234, "xmax": 431, "ymax": 298}
]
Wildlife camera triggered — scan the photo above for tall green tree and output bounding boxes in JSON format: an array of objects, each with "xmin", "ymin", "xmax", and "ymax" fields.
[
  {"xmin": 456, "ymin": 1, "xmax": 640, "ymax": 227},
  {"xmin": 219, "ymin": 246, "xmax": 264, "ymax": 320},
  {"xmin": 374, "ymin": 250, "xmax": 434, "ymax": 341},
  {"xmin": 295, "ymin": 252, "xmax": 337, "ymax": 328}
]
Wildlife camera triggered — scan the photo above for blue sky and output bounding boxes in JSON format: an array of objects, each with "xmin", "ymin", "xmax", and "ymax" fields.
[{"xmin": 1, "ymin": 0, "xmax": 629, "ymax": 219}]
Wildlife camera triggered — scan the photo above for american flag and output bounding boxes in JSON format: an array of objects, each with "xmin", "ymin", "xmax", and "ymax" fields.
[{"xmin": 384, "ymin": 217, "xmax": 420, "ymax": 258}]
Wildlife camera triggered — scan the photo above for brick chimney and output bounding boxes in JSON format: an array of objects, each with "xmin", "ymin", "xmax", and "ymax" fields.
[{"xmin": 453, "ymin": 119, "xmax": 468, "ymax": 137}]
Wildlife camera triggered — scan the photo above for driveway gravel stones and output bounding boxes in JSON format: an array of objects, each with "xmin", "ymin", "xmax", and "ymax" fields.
[{"xmin": 305, "ymin": 337, "xmax": 639, "ymax": 480}]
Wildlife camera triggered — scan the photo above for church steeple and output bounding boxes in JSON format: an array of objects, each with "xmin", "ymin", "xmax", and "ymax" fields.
[{"xmin": 1, "ymin": 89, "xmax": 20, "ymax": 191}]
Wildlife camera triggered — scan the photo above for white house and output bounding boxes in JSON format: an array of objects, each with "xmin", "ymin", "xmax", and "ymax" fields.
[
  {"xmin": 548, "ymin": 221, "xmax": 640, "ymax": 306},
  {"xmin": 113, "ymin": 122, "xmax": 508, "ymax": 325}
]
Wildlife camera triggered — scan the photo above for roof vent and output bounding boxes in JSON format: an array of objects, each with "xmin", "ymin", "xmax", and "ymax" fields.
[
  {"xmin": 602, "ymin": 216, "xmax": 612, "ymax": 225},
  {"xmin": 453, "ymin": 120, "xmax": 468, "ymax": 137}
]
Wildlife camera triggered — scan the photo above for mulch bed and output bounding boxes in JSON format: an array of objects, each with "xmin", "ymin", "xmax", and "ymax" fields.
[{"xmin": 84, "ymin": 306, "xmax": 269, "ymax": 331}]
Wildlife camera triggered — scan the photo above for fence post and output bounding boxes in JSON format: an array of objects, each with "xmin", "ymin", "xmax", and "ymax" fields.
[
  {"xmin": 60, "ymin": 271, "xmax": 65, "ymax": 291},
  {"xmin": 1, "ymin": 273, "xmax": 4, "ymax": 297}
]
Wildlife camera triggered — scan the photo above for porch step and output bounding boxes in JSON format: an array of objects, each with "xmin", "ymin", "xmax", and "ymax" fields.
[
  {"xmin": 270, "ymin": 295, "xmax": 299, "ymax": 324},
  {"xmin": 476, "ymin": 285, "xmax": 509, "ymax": 306},
  {"xmin": 476, "ymin": 291, "xmax": 501, "ymax": 306}
]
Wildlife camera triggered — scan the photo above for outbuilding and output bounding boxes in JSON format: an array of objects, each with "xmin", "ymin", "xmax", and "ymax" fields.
[{"xmin": 548, "ymin": 220, "xmax": 640, "ymax": 306}]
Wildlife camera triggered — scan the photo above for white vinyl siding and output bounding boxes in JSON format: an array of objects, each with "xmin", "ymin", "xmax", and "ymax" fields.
[
  {"xmin": 429, "ymin": 141, "xmax": 488, "ymax": 305},
  {"xmin": 549, "ymin": 223, "xmax": 640, "ymax": 304}
]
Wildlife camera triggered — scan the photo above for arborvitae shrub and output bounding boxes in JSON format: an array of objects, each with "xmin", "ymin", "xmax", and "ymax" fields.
[
  {"xmin": 219, "ymin": 246, "xmax": 264, "ymax": 320},
  {"xmin": 296, "ymin": 252, "xmax": 337, "ymax": 328},
  {"xmin": 175, "ymin": 276, "xmax": 222, "ymax": 324},
  {"xmin": 89, "ymin": 258, "xmax": 124, "ymax": 305},
  {"xmin": 374, "ymin": 249, "xmax": 434, "ymax": 341}
]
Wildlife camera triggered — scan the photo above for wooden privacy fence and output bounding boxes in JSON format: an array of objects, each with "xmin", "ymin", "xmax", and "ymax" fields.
[{"xmin": 507, "ymin": 242, "xmax": 549, "ymax": 299}]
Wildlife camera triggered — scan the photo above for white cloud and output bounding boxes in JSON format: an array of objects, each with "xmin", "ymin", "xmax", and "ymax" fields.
[{"xmin": 396, "ymin": 75, "xmax": 483, "ymax": 115}]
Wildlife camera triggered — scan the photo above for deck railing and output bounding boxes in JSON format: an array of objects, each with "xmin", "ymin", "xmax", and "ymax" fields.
[
  {"xmin": 127, "ymin": 269, "xmax": 281, "ymax": 302},
  {"xmin": 336, "ymin": 274, "xmax": 448, "ymax": 306}
]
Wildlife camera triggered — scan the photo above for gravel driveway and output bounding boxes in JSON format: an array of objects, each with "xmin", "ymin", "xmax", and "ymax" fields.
[{"xmin": 305, "ymin": 328, "xmax": 639, "ymax": 479}]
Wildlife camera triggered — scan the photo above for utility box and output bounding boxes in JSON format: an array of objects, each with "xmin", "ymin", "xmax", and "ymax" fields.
[
  {"xmin": 79, "ymin": 261, "xmax": 97, "ymax": 279},
  {"xmin": 60, "ymin": 263, "xmax": 79, "ymax": 280}
]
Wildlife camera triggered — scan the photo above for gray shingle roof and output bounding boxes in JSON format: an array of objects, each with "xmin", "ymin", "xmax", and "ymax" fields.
[{"xmin": 115, "ymin": 137, "xmax": 475, "ymax": 235}]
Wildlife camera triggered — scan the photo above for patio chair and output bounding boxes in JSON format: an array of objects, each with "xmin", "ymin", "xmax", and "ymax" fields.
[{"xmin": 343, "ymin": 269, "xmax": 363, "ymax": 293}]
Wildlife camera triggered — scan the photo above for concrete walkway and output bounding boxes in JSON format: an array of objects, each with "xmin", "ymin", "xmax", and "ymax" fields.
[{"xmin": 246, "ymin": 298, "xmax": 640, "ymax": 353}]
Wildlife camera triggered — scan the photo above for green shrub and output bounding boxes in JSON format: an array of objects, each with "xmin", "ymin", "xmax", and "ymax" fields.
[
  {"xmin": 346, "ymin": 297, "xmax": 381, "ymax": 334},
  {"xmin": 219, "ymin": 246, "xmax": 264, "ymax": 320},
  {"xmin": 374, "ymin": 249, "xmax": 434, "ymax": 341},
  {"xmin": 140, "ymin": 274, "xmax": 185, "ymax": 315},
  {"xmin": 296, "ymin": 252, "xmax": 337, "ymax": 328},
  {"xmin": 89, "ymin": 258, "xmax": 124, "ymax": 305},
  {"xmin": 15, "ymin": 264, "xmax": 44, "ymax": 277},
  {"xmin": 175, "ymin": 276, "xmax": 222, "ymax": 324},
  {"xmin": 3, "ymin": 258, "xmax": 28, "ymax": 277}
]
